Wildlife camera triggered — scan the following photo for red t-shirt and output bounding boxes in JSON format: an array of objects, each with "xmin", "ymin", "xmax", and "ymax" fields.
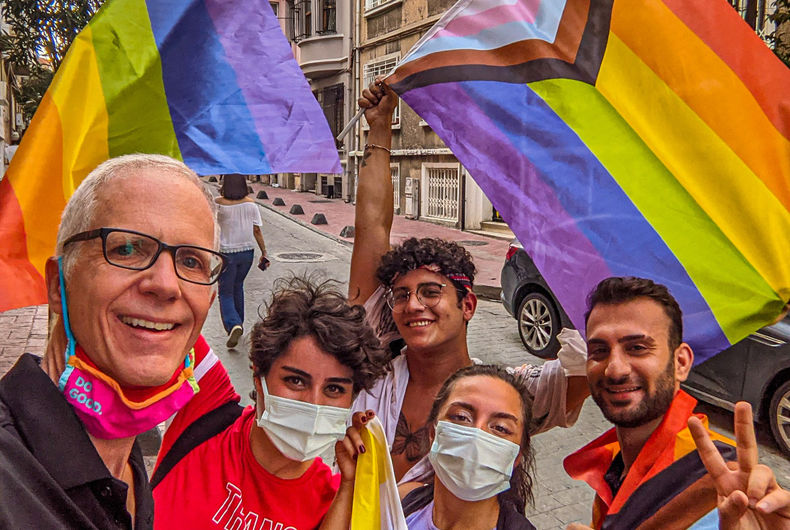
[{"xmin": 153, "ymin": 336, "xmax": 340, "ymax": 529}]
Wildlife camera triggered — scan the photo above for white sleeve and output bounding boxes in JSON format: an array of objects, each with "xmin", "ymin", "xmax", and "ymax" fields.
[
  {"xmin": 363, "ymin": 285, "xmax": 401, "ymax": 347},
  {"xmin": 512, "ymin": 359, "xmax": 582, "ymax": 435},
  {"xmin": 249, "ymin": 202, "xmax": 263, "ymax": 226}
]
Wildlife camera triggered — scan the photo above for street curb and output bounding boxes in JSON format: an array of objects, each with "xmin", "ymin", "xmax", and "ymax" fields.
[
  {"xmin": 207, "ymin": 180, "xmax": 503, "ymax": 298},
  {"xmin": 474, "ymin": 285, "xmax": 502, "ymax": 301}
]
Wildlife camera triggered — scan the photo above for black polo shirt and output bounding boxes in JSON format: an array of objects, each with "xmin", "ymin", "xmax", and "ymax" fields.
[{"xmin": 0, "ymin": 353, "xmax": 154, "ymax": 529}]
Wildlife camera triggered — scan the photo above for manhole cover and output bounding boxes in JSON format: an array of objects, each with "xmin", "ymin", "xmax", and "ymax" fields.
[
  {"xmin": 274, "ymin": 252, "xmax": 335, "ymax": 263},
  {"xmin": 308, "ymin": 199, "xmax": 333, "ymax": 203},
  {"xmin": 455, "ymin": 240, "xmax": 489, "ymax": 247}
]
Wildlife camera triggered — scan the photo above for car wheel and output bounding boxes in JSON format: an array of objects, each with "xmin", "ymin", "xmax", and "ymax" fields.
[
  {"xmin": 769, "ymin": 379, "xmax": 790, "ymax": 457},
  {"xmin": 517, "ymin": 291, "xmax": 559, "ymax": 359}
]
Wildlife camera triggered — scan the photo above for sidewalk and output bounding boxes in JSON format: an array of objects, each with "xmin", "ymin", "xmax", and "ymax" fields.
[
  {"xmin": 0, "ymin": 305, "xmax": 47, "ymax": 374},
  {"xmin": 233, "ymin": 179, "xmax": 511, "ymax": 299}
]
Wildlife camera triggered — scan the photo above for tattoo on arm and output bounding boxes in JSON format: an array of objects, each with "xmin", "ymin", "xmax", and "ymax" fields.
[
  {"xmin": 361, "ymin": 147, "xmax": 373, "ymax": 167},
  {"xmin": 391, "ymin": 412, "xmax": 432, "ymax": 462}
]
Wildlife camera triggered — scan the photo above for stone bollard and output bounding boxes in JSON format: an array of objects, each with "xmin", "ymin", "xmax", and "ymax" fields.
[
  {"xmin": 247, "ymin": 186, "xmax": 254, "ymax": 195},
  {"xmin": 272, "ymin": 198, "xmax": 286, "ymax": 206},
  {"xmin": 208, "ymin": 176, "xmax": 217, "ymax": 182},
  {"xmin": 257, "ymin": 190, "xmax": 269, "ymax": 200},
  {"xmin": 289, "ymin": 204, "xmax": 305, "ymax": 215},
  {"xmin": 311, "ymin": 213, "xmax": 328, "ymax": 225},
  {"xmin": 339, "ymin": 225, "xmax": 355, "ymax": 238}
]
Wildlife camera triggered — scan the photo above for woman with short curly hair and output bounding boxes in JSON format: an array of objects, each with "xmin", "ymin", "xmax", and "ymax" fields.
[{"xmin": 153, "ymin": 277, "xmax": 389, "ymax": 529}]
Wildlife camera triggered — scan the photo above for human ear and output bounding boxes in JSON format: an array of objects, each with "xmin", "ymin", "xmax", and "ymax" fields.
[
  {"xmin": 45, "ymin": 257, "xmax": 63, "ymax": 315},
  {"xmin": 673, "ymin": 343, "xmax": 694, "ymax": 382},
  {"xmin": 462, "ymin": 291, "xmax": 477, "ymax": 322}
]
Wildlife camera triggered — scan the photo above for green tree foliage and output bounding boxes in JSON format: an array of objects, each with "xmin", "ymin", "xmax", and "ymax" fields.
[{"xmin": 0, "ymin": 0, "xmax": 105, "ymax": 120}]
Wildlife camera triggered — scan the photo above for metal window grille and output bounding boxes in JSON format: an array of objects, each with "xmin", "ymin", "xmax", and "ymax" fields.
[
  {"xmin": 390, "ymin": 163, "xmax": 400, "ymax": 210},
  {"xmin": 318, "ymin": 0, "xmax": 336, "ymax": 34},
  {"xmin": 363, "ymin": 57, "xmax": 400, "ymax": 125},
  {"xmin": 292, "ymin": 0, "xmax": 311, "ymax": 41},
  {"xmin": 318, "ymin": 84, "xmax": 344, "ymax": 139},
  {"xmin": 422, "ymin": 165, "xmax": 460, "ymax": 222}
]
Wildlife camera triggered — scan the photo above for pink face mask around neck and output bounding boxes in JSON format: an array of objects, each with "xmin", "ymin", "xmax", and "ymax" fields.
[{"xmin": 56, "ymin": 257, "xmax": 199, "ymax": 439}]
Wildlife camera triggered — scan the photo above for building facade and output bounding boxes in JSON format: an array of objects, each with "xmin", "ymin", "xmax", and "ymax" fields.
[
  {"xmin": 0, "ymin": 5, "xmax": 22, "ymax": 177},
  {"xmin": 351, "ymin": 0, "xmax": 500, "ymax": 231},
  {"xmin": 265, "ymin": 0, "xmax": 356, "ymax": 200}
]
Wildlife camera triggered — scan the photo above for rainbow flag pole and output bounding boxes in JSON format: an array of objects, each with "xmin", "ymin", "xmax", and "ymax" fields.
[
  {"xmin": 387, "ymin": 0, "xmax": 790, "ymax": 363},
  {"xmin": 0, "ymin": 0, "xmax": 341, "ymax": 312}
]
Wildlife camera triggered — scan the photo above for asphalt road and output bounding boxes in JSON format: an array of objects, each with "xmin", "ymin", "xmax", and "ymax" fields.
[{"xmin": 200, "ymin": 199, "xmax": 790, "ymax": 528}]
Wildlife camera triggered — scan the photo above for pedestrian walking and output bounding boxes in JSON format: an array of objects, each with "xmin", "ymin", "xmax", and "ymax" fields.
[{"xmin": 216, "ymin": 174, "xmax": 267, "ymax": 348}]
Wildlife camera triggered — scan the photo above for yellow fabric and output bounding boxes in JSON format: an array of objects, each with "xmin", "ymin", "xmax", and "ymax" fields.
[{"xmin": 351, "ymin": 417, "xmax": 407, "ymax": 530}]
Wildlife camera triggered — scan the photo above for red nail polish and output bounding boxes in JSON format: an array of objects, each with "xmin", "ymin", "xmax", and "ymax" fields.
[{"xmin": 359, "ymin": 445, "xmax": 366, "ymax": 454}]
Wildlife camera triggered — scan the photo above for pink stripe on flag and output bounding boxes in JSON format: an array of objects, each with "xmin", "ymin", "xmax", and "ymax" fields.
[{"xmin": 434, "ymin": 0, "xmax": 542, "ymax": 40}]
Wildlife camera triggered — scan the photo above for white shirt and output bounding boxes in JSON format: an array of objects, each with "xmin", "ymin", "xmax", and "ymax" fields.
[{"xmin": 216, "ymin": 201, "xmax": 262, "ymax": 252}]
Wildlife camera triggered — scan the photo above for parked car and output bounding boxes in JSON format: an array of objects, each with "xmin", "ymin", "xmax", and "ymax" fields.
[
  {"xmin": 500, "ymin": 239, "xmax": 573, "ymax": 358},
  {"xmin": 500, "ymin": 238, "xmax": 790, "ymax": 456},
  {"xmin": 683, "ymin": 317, "xmax": 790, "ymax": 457}
]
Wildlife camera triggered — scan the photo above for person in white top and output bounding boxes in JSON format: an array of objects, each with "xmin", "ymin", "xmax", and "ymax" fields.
[
  {"xmin": 349, "ymin": 80, "xmax": 591, "ymax": 484},
  {"xmin": 215, "ymin": 174, "xmax": 267, "ymax": 348}
]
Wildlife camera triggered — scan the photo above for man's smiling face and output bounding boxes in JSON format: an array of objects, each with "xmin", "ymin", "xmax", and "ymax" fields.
[
  {"xmin": 390, "ymin": 268, "xmax": 475, "ymax": 355},
  {"xmin": 585, "ymin": 297, "xmax": 690, "ymax": 428},
  {"xmin": 55, "ymin": 170, "xmax": 216, "ymax": 387}
]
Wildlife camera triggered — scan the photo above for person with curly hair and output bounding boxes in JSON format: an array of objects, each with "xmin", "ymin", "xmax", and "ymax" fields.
[
  {"xmin": 400, "ymin": 364, "xmax": 537, "ymax": 529},
  {"xmin": 349, "ymin": 79, "xmax": 590, "ymax": 484},
  {"xmin": 152, "ymin": 278, "xmax": 389, "ymax": 529}
]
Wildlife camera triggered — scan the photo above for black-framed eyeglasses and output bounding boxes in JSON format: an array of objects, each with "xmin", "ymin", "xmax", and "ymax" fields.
[
  {"xmin": 63, "ymin": 228, "xmax": 227, "ymax": 285},
  {"xmin": 385, "ymin": 282, "xmax": 449, "ymax": 313}
]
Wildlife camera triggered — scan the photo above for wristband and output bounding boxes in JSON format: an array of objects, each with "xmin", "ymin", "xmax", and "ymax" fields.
[{"xmin": 364, "ymin": 143, "xmax": 391, "ymax": 153}]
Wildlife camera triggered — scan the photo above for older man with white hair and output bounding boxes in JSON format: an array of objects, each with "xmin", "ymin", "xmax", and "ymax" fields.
[{"xmin": 0, "ymin": 154, "xmax": 222, "ymax": 529}]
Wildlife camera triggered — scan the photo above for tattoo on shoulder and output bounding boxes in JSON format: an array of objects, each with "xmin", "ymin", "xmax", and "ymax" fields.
[{"xmin": 391, "ymin": 411, "xmax": 432, "ymax": 462}]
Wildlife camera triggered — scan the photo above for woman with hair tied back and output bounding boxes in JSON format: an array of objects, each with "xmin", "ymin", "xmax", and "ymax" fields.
[
  {"xmin": 216, "ymin": 174, "xmax": 267, "ymax": 348},
  {"xmin": 400, "ymin": 364, "xmax": 536, "ymax": 529}
]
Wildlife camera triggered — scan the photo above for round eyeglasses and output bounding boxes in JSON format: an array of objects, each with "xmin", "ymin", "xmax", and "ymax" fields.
[
  {"xmin": 385, "ymin": 282, "xmax": 449, "ymax": 313},
  {"xmin": 63, "ymin": 228, "xmax": 227, "ymax": 285}
]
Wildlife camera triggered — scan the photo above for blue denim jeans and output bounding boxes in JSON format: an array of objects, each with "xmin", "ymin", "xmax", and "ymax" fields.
[{"xmin": 218, "ymin": 249, "xmax": 254, "ymax": 333}]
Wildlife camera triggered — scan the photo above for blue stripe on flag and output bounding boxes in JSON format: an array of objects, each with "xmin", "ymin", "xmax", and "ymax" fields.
[{"xmin": 144, "ymin": 0, "xmax": 272, "ymax": 174}]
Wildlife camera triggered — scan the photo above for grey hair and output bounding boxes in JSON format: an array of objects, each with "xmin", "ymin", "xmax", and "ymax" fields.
[{"xmin": 55, "ymin": 154, "xmax": 218, "ymax": 278}]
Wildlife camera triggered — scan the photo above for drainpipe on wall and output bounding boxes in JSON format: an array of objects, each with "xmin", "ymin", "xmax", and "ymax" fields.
[{"xmin": 350, "ymin": 0, "xmax": 362, "ymax": 203}]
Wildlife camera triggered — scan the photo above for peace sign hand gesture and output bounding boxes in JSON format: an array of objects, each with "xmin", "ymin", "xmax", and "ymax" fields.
[{"xmin": 688, "ymin": 401, "xmax": 790, "ymax": 529}]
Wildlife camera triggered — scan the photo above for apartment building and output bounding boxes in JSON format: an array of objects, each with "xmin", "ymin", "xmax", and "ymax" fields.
[
  {"xmin": 265, "ymin": 0, "xmax": 356, "ymax": 200},
  {"xmin": 352, "ymin": 0, "xmax": 504, "ymax": 232},
  {"xmin": 0, "ymin": 7, "xmax": 21, "ymax": 177}
]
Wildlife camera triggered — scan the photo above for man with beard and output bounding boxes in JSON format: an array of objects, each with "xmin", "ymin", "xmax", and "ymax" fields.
[{"xmin": 564, "ymin": 276, "xmax": 790, "ymax": 529}]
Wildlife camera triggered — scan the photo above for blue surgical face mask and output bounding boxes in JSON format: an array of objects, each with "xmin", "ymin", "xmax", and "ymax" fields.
[{"xmin": 428, "ymin": 420, "xmax": 520, "ymax": 501}]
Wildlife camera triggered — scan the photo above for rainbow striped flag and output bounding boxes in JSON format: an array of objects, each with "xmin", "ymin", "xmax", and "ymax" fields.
[
  {"xmin": 0, "ymin": 0, "xmax": 340, "ymax": 312},
  {"xmin": 387, "ymin": 0, "xmax": 790, "ymax": 362}
]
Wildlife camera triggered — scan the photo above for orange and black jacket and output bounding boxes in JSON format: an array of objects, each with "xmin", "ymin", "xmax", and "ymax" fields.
[{"xmin": 564, "ymin": 390, "xmax": 736, "ymax": 529}]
